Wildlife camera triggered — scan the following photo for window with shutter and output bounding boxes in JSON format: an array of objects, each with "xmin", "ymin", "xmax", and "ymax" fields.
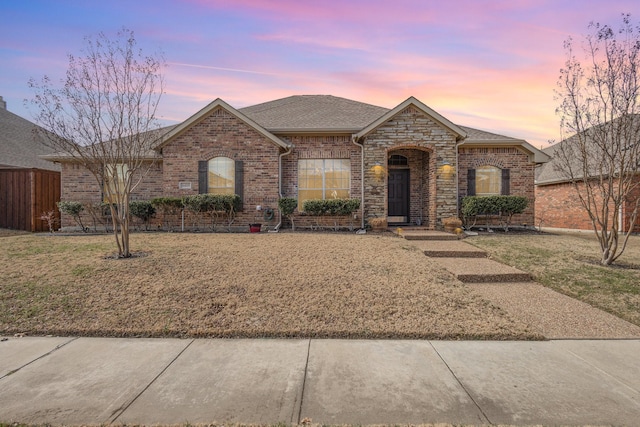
[{"xmin": 469, "ymin": 166, "xmax": 510, "ymax": 196}]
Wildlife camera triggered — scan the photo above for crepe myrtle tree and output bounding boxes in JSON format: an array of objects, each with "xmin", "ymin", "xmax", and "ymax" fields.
[
  {"xmin": 555, "ymin": 14, "xmax": 640, "ymax": 265},
  {"xmin": 28, "ymin": 28, "xmax": 164, "ymax": 258}
]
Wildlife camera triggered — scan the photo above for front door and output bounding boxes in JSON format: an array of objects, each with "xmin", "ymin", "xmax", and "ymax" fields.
[{"xmin": 388, "ymin": 169, "xmax": 409, "ymax": 223}]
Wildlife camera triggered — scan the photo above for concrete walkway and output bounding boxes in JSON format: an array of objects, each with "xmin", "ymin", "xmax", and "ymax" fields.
[
  {"xmin": 1, "ymin": 336, "xmax": 640, "ymax": 426},
  {"xmin": 399, "ymin": 230, "xmax": 640, "ymax": 339}
]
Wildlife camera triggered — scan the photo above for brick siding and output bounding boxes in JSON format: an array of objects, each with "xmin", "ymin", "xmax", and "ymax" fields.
[
  {"xmin": 459, "ymin": 146, "xmax": 536, "ymax": 226},
  {"xmin": 535, "ymin": 177, "xmax": 640, "ymax": 232},
  {"xmin": 161, "ymin": 107, "xmax": 282, "ymax": 227}
]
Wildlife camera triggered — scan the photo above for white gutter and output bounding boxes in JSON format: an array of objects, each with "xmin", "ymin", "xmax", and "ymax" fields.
[
  {"xmin": 455, "ymin": 139, "xmax": 463, "ymax": 213},
  {"xmin": 273, "ymin": 145, "xmax": 293, "ymax": 232},
  {"xmin": 352, "ymin": 135, "xmax": 365, "ymax": 229}
]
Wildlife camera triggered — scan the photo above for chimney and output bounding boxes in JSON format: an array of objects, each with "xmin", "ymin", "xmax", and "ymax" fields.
[{"xmin": 0, "ymin": 96, "xmax": 6, "ymax": 110}]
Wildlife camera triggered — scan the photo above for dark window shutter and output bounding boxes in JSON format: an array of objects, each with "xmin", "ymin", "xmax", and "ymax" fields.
[
  {"xmin": 467, "ymin": 169, "xmax": 476, "ymax": 196},
  {"xmin": 198, "ymin": 160, "xmax": 208, "ymax": 194},
  {"xmin": 501, "ymin": 168, "xmax": 510, "ymax": 195},
  {"xmin": 235, "ymin": 160, "xmax": 244, "ymax": 211}
]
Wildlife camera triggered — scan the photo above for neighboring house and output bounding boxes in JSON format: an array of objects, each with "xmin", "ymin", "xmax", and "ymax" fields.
[
  {"xmin": 0, "ymin": 96, "xmax": 61, "ymax": 231},
  {"xmin": 535, "ymin": 118, "xmax": 640, "ymax": 233},
  {"xmin": 45, "ymin": 95, "xmax": 548, "ymax": 230}
]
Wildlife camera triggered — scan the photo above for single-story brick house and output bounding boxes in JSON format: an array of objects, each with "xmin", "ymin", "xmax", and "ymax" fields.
[{"xmin": 46, "ymin": 95, "xmax": 549, "ymax": 230}]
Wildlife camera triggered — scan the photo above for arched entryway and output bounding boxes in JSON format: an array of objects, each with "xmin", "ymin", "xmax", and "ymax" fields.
[{"xmin": 386, "ymin": 148, "xmax": 434, "ymax": 226}]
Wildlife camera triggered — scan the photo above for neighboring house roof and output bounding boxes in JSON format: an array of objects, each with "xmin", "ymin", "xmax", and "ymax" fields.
[
  {"xmin": 536, "ymin": 114, "xmax": 640, "ymax": 185},
  {"xmin": 0, "ymin": 103, "xmax": 61, "ymax": 171},
  {"xmin": 41, "ymin": 124, "xmax": 178, "ymax": 163},
  {"xmin": 354, "ymin": 96, "xmax": 468, "ymax": 141},
  {"xmin": 459, "ymin": 125, "xmax": 550, "ymax": 164},
  {"xmin": 239, "ymin": 95, "xmax": 389, "ymax": 133},
  {"xmin": 159, "ymin": 98, "xmax": 290, "ymax": 150}
]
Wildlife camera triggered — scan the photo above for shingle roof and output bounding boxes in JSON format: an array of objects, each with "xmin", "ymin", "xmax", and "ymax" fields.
[
  {"xmin": 0, "ymin": 106, "xmax": 60, "ymax": 171},
  {"xmin": 239, "ymin": 95, "xmax": 389, "ymax": 131},
  {"xmin": 41, "ymin": 124, "xmax": 179, "ymax": 162},
  {"xmin": 459, "ymin": 126, "xmax": 519, "ymax": 142},
  {"xmin": 536, "ymin": 115, "xmax": 640, "ymax": 185}
]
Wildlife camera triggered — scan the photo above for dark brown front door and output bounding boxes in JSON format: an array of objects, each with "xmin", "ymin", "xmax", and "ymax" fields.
[{"xmin": 388, "ymin": 169, "xmax": 409, "ymax": 223}]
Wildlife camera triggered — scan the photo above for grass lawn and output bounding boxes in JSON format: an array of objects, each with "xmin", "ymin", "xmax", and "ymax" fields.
[
  {"xmin": 0, "ymin": 231, "xmax": 537, "ymax": 340},
  {"xmin": 467, "ymin": 232, "xmax": 640, "ymax": 327}
]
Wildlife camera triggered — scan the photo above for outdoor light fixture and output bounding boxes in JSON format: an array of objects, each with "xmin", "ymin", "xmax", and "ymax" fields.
[
  {"xmin": 371, "ymin": 161, "xmax": 385, "ymax": 182},
  {"xmin": 441, "ymin": 159, "xmax": 455, "ymax": 177}
]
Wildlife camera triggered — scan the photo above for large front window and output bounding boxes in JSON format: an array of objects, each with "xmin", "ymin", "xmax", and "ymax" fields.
[
  {"xmin": 476, "ymin": 165, "xmax": 502, "ymax": 196},
  {"xmin": 208, "ymin": 157, "xmax": 235, "ymax": 194},
  {"xmin": 298, "ymin": 159, "xmax": 350, "ymax": 210}
]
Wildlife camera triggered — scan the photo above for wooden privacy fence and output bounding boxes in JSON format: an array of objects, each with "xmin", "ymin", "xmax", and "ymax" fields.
[{"xmin": 0, "ymin": 168, "xmax": 61, "ymax": 232}]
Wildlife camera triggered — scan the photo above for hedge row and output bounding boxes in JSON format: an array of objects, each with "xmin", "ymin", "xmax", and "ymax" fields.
[
  {"xmin": 302, "ymin": 198, "xmax": 360, "ymax": 216},
  {"xmin": 461, "ymin": 195, "xmax": 528, "ymax": 231}
]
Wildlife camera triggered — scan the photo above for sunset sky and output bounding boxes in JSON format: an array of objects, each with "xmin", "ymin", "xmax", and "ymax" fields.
[{"xmin": 1, "ymin": 0, "xmax": 638, "ymax": 148}]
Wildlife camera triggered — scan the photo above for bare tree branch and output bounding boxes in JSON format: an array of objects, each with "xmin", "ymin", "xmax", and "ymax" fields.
[
  {"xmin": 28, "ymin": 28, "xmax": 165, "ymax": 258},
  {"xmin": 554, "ymin": 14, "xmax": 640, "ymax": 265}
]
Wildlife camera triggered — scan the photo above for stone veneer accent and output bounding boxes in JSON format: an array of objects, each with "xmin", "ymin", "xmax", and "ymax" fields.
[{"xmin": 361, "ymin": 106, "xmax": 457, "ymax": 228}]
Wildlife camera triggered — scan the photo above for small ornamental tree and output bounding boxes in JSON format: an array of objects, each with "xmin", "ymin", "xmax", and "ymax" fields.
[
  {"xmin": 555, "ymin": 14, "xmax": 640, "ymax": 265},
  {"xmin": 29, "ymin": 28, "xmax": 164, "ymax": 257}
]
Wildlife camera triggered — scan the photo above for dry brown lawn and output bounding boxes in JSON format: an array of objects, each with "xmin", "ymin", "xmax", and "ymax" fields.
[
  {"xmin": 468, "ymin": 232, "xmax": 640, "ymax": 327},
  {"xmin": 0, "ymin": 231, "xmax": 538, "ymax": 339}
]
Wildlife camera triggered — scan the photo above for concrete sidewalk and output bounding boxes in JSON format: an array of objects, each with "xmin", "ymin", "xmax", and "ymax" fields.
[{"xmin": 1, "ymin": 337, "xmax": 640, "ymax": 426}]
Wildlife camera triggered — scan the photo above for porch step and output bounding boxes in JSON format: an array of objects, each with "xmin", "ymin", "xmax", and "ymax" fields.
[
  {"xmin": 399, "ymin": 230, "xmax": 459, "ymax": 241},
  {"xmin": 432, "ymin": 257, "xmax": 532, "ymax": 283},
  {"xmin": 412, "ymin": 240, "xmax": 487, "ymax": 258}
]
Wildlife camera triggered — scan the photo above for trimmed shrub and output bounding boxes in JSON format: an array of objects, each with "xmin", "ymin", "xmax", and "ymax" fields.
[
  {"xmin": 130, "ymin": 201, "xmax": 156, "ymax": 230},
  {"xmin": 461, "ymin": 195, "xmax": 528, "ymax": 231},
  {"xmin": 278, "ymin": 197, "xmax": 298, "ymax": 231},
  {"xmin": 183, "ymin": 194, "xmax": 241, "ymax": 230},
  {"xmin": 57, "ymin": 201, "xmax": 86, "ymax": 232},
  {"xmin": 302, "ymin": 198, "xmax": 361, "ymax": 216}
]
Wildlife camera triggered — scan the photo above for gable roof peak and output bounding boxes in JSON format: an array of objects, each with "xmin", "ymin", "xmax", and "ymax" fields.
[
  {"xmin": 158, "ymin": 98, "xmax": 289, "ymax": 150},
  {"xmin": 354, "ymin": 96, "xmax": 468, "ymax": 140}
]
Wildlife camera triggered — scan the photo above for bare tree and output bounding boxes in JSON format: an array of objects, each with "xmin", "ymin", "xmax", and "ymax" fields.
[
  {"xmin": 29, "ymin": 28, "xmax": 164, "ymax": 258},
  {"xmin": 555, "ymin": 14, "xmax": 640, "ymax": 265}
]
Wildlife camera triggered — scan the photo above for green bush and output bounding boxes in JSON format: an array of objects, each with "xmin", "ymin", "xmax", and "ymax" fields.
[
  {"xmin": 183, "ymin": 194, "xmax": 240, "ymax": 214},
  {"xmin": 461, "ymin": 195, "xmax": 528, "ymax": 231},
  {"xmin": 302, "ymin": 198, "xmax": 361, "ymax": 216},
  {"xmin": 151, "ymin": 197, "xmax": 184, "ymax": 211},
  {"xmin": 57, "ymin": 201, "xmax": 87, "ymax": 232},
  {"xmin": 129, "ymin": 201, "xmax": 156, "ymax": 230},
  {"xmin": 278, "ymin": 197, "xmax": 297, "ymax": 217},
  {"xmin": 183, "ymin": 194, "xmax": 241, "ymax": 231}
]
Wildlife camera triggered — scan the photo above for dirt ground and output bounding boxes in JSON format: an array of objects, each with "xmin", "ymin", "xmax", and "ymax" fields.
[{"xmin": 0, "ymin": 231, "xmax": 539, "ymax": 339}]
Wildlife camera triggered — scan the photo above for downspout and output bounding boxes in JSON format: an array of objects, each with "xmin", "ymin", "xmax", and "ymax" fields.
[
  {"xmin": 273, "ymin": 144, "xmax": 293, "ymax": 232},
  {"xmin": 352, "ymin": 135, "xmax": 365, "ymax": 229},
  {"xmin": 455, "ymin": 138, "xmax": 464, "ymax": 214}
]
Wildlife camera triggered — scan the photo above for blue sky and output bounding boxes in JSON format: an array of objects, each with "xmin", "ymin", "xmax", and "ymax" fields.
[{"xmin": 1, "ymin": 0, "xmax": 638, "ymax": 147}]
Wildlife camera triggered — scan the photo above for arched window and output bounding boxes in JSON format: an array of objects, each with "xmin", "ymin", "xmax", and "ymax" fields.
[
  {"xmin": 208, "ymin": 157, "xmax": 235, "ymax": 194},
  {"xmin": 388, "ymin": 154, "xmax": 408, "ymax": 166}
]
